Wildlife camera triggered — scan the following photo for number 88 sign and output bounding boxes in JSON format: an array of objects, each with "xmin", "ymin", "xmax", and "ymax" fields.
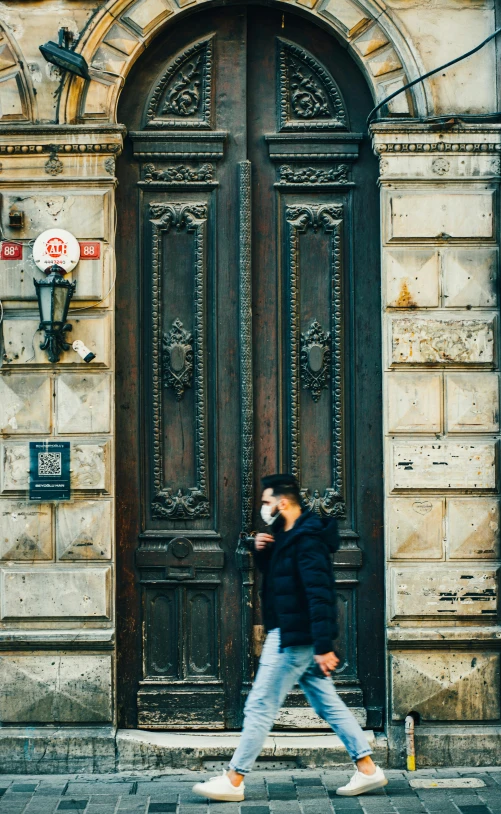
[
  {"xmin": 0, "ymin": 242, "xmax": 23, "ymax": 260},
  {"xmin": 79, "ymin": 241, "xmax": 101, "ymax": 259}
]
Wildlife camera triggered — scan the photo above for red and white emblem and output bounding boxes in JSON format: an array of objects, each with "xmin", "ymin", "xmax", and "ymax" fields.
[{"xmin": 33, "ymin": 228, "xmax": 80, "ymax": 273}]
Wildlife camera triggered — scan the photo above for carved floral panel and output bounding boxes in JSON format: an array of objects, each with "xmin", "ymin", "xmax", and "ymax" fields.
[
  {"xmin": 278, "ymin": 39, "xmax": 348, "ymax": 131},
  {"xmin": 145, "ymin": 36, "xmax": 214, "ymax": 129},
  {"xmin": 149, "ymin": 202, "xmax": 210, "ymax": 520},
  {"xmin": 285, "ymin": 203, "xmax": 345, "ymax": 517}
]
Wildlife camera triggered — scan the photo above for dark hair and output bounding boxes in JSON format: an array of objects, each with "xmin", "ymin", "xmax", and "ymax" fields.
[{"xmin": 261, "ymin": 473, "xmax": 301, "ymax": 506}]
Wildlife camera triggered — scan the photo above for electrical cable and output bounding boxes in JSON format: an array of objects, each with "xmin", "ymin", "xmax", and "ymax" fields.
[{"xmin": 367, "ymin": 26, "xmax": 501, "ymax": 126}]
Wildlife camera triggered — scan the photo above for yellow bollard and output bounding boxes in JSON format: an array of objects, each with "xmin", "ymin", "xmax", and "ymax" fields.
[{"xmin": 405, "ymin": 714, "xmax": 416, "ymax": 771}]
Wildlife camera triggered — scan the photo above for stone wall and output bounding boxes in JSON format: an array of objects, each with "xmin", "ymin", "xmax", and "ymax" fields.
[
  {"xmin": 373, "ymin": 123, "xmax": 501, "ymax": 764},
  {"xmin": 0, "ymin": 125, "xmax": 121, "ymax": 733}
]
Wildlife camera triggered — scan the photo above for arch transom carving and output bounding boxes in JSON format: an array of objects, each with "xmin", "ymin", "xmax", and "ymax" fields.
[{"xmin": 60, "ymin": 0, "xmax": 431, "ymax": 124}]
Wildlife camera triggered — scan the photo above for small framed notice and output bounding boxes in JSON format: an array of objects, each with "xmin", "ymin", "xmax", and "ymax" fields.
[{"xmin": 29, "ymin": 441, "xmax": 71, "ymax": 501}]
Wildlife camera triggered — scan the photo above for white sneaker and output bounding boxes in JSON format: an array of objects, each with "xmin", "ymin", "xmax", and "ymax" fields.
[
  {"xmin": 192, "ymin": 770, "xmax": 245, "ymax": 801},
  {"xmin": 337, "ymin": 766, "xmax": 388, "ymax": 796}
]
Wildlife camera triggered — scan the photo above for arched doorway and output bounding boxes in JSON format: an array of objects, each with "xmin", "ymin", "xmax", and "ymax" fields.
[{"xmin": 115, "ymin": 4, "xmax": 384, "ymax": 731}]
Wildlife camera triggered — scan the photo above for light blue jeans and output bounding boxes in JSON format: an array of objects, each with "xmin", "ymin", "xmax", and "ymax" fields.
[{"xmin": 229, "ymin": 628, "xmax": 372, "ymax": 774}]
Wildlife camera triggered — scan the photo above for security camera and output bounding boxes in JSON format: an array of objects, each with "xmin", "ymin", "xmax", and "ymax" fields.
[{"xmin": 72, "ymin": 340, "xmax": 96, "ymax": 363}]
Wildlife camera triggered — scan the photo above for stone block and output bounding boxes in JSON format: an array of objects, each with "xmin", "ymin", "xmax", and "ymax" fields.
[
  {"xmin": 0, "ymin": 566, "xmax": 111, "ymax": 620},
  {"xmin": 1, "ymin": 313, "xmax": 111, "ymax": 367},
  {"xmin": 1, "ymin": 442, "xmax": 29, "ymax": 492},
  {"xmin": 91, "ymin": 46, "xmax": 128, "ymax": 77},
  {"xmin": 0, "ymin": 75, "xmax": 26, "ymax": 120},
  {"xmin": 446, "ymin": 373, "xmax": 499, "ymax": 433},
  {"xmin": 388, "ymin": 498, "xmax": 444, "ymax": 559},
  {"xmin": 379, "ymin": 153, "xmax": 501, "ymax": 182},
  {"xmin": 384, "ymin": 249, "xmax": 439, "ymax": 308},
  {"xmin": 391, "ymin": 651, "xmax": 500, "ymax": 721},
  {"xmin": 388, "ymin": 724, "xmax": 501, "ymax": 769},
  {"xmin": 390, "ymin": 566, "xmax": 498, "ymax": 618},
  {"xmin": 377, "ymin": 77, "xmax": 409, "ymax": 114},
  {"xmin": 386, "ymin": 191, "xmax": 494, "ymax": 241},
  {"xmin": 0, "ymin": 374, "xmax": 51, "ymax": 434},
  {"xmin": 0, "ymin": 190, "xmax": 111, "ymax": 240},
  {"xmin": 56, "ymin": 500, "xmax": 112, "ymax": 561},
  {"xmin": 116, "ymin": 729, "xmax": 387, "ymax": 771},
  {"xmin": 391, "ymin": 317, "xmax": 494, "ymax": 365},
  {"xmin": 387, "ymin": 372, "xmax": 442, "ymax": 433},
  {"xmin": 442, "ymin": 248, "xmax": 497, "ymax": 308},
  {"xmin": 447, "ymin": 498, "xmax": 500, "ymax": 560},
  {"xmin": 0, "ymin": 726, "xmax": 116, "ymax": 773},
  {"xmin": 122, "ymin": 0, "xmax": 173, "ymax": 37},
  {"xmin": 56, "ymin": 374, "xmax": 112, "ymax": 434},
  {"xmin": 104, "ymin": 22, "xmax": 142, "ymax": 55},
  {"xmin": 352, "ymin": 23, "xmax": 388, "ymax": 57},
  {"xmin": 367, "ymin": 47, "xmax": 402, "ymax": 78},
  {"xmin": 391, "ymin": 442, "xmax": 496, "ymax": 491},
  {"xmin": 0, "ymin": 40, "xmax": 17, "ymax": 72},
  {"xmin": 0, "ymin": 246, "xmax": 108, "ymax": 301},
  {"xmin": 1, "ymin": 441, "xmax": 110, "ymax": 493},
  {"xmin": 317, "ymin": 0, "xmax": 370, "ymax": 36},
  {"xmin": 82, "ymin": 79, "xmax": 116, "ymax": 118},
  {"xmin": 71, "ymin": 442, "xmax": 109, "ymax": 491},
  {"xmin": 0, "ymin": 655, "xmax": 112, "ymax": 722},
  {"xmin": 0, "ymin": 501, "xmax": 52, "ymax": 561}
]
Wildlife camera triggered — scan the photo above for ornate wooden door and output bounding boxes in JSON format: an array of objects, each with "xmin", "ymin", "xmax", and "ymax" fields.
[{"xmin": 116, "ymin": 5, "xmax": 384, "ymax": 731}]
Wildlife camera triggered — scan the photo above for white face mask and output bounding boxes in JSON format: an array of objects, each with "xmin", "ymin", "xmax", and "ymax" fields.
[{"xmin": 260, "ymin": 502, "xmax": 280, "ymax": 526}]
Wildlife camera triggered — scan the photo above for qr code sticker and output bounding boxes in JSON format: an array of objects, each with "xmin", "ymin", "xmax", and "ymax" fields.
[{"xmin": 38, "ymin": 452, "xmax": 62, "ymax": 476}]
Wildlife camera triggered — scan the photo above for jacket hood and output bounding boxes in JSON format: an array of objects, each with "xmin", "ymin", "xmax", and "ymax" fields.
[{"xmin": 284, "ymin": 508, "xmax": 340, "ymax": 554}]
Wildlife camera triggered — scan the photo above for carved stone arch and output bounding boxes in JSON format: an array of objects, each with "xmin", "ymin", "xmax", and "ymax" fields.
[
  {"xmin": 60, "ymin": 0, "xmax": 432, "ymax": 124},
  {"xmin": 0, "ymin": 22, "xmax": 37, "ymax": 122}
]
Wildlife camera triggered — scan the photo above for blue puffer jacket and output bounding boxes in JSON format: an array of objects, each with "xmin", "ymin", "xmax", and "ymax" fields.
[{"xmin": 254, "ymin": 509, "xmax": 340, "ymax": 655}]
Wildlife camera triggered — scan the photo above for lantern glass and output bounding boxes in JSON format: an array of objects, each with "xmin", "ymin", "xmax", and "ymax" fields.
[
  {"xmin": 39, "ymin": 283, "xmax": 54, "ymax": 324},
  {"xmin": 53, "ymin": 282, "xmax": 70, "ymax": 325}
]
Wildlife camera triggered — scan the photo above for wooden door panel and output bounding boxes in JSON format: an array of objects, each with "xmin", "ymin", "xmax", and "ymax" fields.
[
  {"xmin": 185, "ymin": 588, "xmax": 219, "ymax": 678},
  {"xmin": 283, "ymin": 199, "xmax": 346, "ymax": 516},
  {"xmin": 144, "ymin": 587, "xmax": 179, "ymax": 679},
  {"xmin": 146, "ymin": 198, "xmax": 211, "ymax": 521}
]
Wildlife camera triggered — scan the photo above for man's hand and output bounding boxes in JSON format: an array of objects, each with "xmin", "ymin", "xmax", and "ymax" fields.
[
  {"xmin": 314, "ymin": 652, "xmax": 339, "ymax": 677},
  {"xmin": 254, "ymin": 533, "xmax": 275, "ymax": 551}
]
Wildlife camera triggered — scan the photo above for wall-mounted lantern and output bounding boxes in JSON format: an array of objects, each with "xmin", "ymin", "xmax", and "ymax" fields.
[{"xmin": 34, "ymin": 264, "xmax": 76, "ymax": 363}]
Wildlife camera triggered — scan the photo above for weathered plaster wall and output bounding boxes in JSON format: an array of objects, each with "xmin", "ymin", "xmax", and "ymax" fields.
[{"xmin": 386, "ymin": 0, "xmax": 497, "ymax": 115}]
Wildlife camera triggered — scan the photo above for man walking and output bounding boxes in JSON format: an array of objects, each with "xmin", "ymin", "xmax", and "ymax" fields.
[{"xmin": 193, "ymin": 474, "xmax": 387, "ymax": 802}]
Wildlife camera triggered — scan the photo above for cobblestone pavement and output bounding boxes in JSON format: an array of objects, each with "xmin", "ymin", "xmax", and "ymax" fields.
[{"xmin": 0, "ymin": 768, "xmax": 501, "ymax": 814}]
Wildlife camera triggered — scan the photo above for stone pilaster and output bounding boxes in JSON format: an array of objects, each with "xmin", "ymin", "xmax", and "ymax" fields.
[
  {"xmin": 0, "ymin": 125, "xmax": 123, "ymax": 737},
  {"xmin": 373, "ymin": 123, "xmax": 501, "ymax": 766}
]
